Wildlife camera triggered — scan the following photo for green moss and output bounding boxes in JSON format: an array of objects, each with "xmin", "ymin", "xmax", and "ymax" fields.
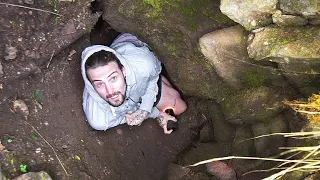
[
  {"xmin": 281, "ymin": 39, "xmax": 289, "ymax": 45},
  {"xmin": 163, "ymin": 42, "xmax": 178, "ymax": 57},
  {"xmin": 242, "ymin": 68, "xmax": 267, "ymax": 88},
  {"xmin": 142, "ymin": 0, "xmax": 169, "ymax": 18},
  {"xmin": 177, "ymin": 1, "xmax": 199, "ymax": 30}
]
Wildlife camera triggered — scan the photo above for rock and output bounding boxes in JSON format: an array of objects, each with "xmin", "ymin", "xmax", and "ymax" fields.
[
  {"xmin": 279, "ymin": 0, "xmax": 320, "ymax": 19},
  {"xmin": 309, "ymin": 17, "xmax": 320, "ymax": 25},
  {"xmin": 4, "ymin": 45, "xmax": 17, "ymax": 60},
  {"xmin": 268, "ymin": 114, "xmax": 289, "ymax": 154},
  {"xmin": 182, "ymin": 172, "xmax": 211, "ymax": 180},
  {"xmin": 13, "ymin": 171, "xmax": 52, "ymax": 180},
  {"xmin": 272, "ymin": 56, "xmax": 320, "ymax": 97},
  {"xmin": 23, "ymin": 0, "xmax": 34, "ymax": 5},
  {"xmin": 205, "ymin": 161, "xmax": 237, "ymax": 180},
  {"xmin": 221, "ymin": 86, "xmax": 292, "ymax": 124},
  {"xmin": 220, "ymin": 0, "xmax": 277, "ymax": 31},
  {"xmin": 230, "ymin": 125, "xmax": 260, "ymax": 174},
  {"xmin": 252, "ymin": 122, "xmax": 271, "ymax": 157},
  {"xmin": 13, "ymin": 99, "xmax": 29, "ymax": 119},
  {"xmin": 200, "ymin": 25, "xmax": 290, "ymax": 89},
  {"xmin": 272, "ymin": 10, "xmax": 308, "ymax": 26},
  {"xmin": 177, "ymin": 142, "xmax": 232, "ymax": 167},
  {"xmin": 251, "ymin": 115, "xmax": 288, "ymax": 157},
  {"xmin": 199, "ymin": 122, "xmax": 215, "ymax": 143},
  {"xmin": 167, "ymin": 163, "xmax": 190, "ymax": 180},
  {"xmin": 247, "ymin": 26, "xmax": 320, "ymax": 61},
  {"xmin": 232, "ymin": 125, "xmax": 255, "ymax": 157},
  {"xmin": 207, "ymin": 101, "xmax": 235, "ymax": 142},
  {"xmin": 0, "ymin": 61, "xmax": 3, "ymax": 75},
  {"xmin": 199, "ymin": 25, "xmax": 251, "ymax": 89}
]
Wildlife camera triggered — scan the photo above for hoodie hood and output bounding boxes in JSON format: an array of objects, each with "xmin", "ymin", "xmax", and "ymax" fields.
[
  {"xmin": 81, "ymin": 45, "xmax": 135, "ymax": 104},
  {"xmin": 81, "ymin": 45, "xmax": 115, "ymax": 103}
]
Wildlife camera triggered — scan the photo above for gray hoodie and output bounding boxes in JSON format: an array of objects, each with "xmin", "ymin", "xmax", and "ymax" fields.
[{"xmin": 81, "ymin": 34, "xmax": 162, "ymax": 130}]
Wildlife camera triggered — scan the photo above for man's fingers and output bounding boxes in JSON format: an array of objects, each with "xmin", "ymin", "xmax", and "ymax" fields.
[{"xmin": 164, "ymin": 128, "xmax": 173, "ymax": 134}]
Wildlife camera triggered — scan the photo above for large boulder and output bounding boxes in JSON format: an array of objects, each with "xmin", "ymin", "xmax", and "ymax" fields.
[
  {"xmin": 279, "ymin": 0, "xmax": 320, "ymax": 20},
  {"xmin": 199, "ymin": 25, "xmax": 250, "ymax": 89},
  {"xmin": 206, "ymin": 101, "xmax": 236, "ymax": 143},
  {"xmin": 177, "ymin": 142, "xmax": 232, "ymax": 166},
  {"xmin": 232, "ymin": 125, "xmax": 255, "ymax": 157},
  {"xmin": 221, "ymin": 86, "xmax": 295, "ymax": 124},
  {"xmin": 248, "ymin": 26, "xmax": 320, "ymax": 96},
  {"xmin": 272, "ymin": 10, "xmax": 308, "ymax": 27},
  {"xmin": 199, "ymin": 25, "xmax": 289, "ymax": 89},
  {"xmin": 220, "ymin": 0, "xmax": 277, "ymax": 31},
  {"xmin": 248, "ymin": 26, "xmax": 320, "ymax": 61}
]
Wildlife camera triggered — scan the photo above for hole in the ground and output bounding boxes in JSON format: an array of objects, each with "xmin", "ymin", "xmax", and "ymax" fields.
[
  {"xmin": 89, "ymin": 16, "xmax": 120, "ymax": 46},
  {"xmin": 90, "ymin": 0, "xmax": 103, "ymax": 13}
]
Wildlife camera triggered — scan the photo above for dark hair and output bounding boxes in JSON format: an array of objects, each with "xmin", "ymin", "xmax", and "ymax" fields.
[{"xmin": 85, "ymin": 50, "xmax": 123, "ymax": 72}]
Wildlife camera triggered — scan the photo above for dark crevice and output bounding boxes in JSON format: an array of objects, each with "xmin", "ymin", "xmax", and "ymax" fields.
[
  {"xmin": 89, "ymin": 16, "xmax": 120, "ymax": 46},
  {"xmin": 90, "ymin": 0, "xmax": 103, "ymax": 13}
]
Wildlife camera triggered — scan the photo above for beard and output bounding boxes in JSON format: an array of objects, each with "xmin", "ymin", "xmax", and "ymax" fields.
[{"xmin": 105, "ymin": 91, "xmax": 126, "ymax": 107}]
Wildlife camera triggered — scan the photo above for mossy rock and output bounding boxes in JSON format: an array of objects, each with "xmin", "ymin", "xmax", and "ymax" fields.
[{"xmin": 221, "ymin": 86, "xmax": 295, "ymax": 124}]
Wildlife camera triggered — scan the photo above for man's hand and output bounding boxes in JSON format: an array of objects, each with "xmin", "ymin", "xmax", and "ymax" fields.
[
  {"xmin": 157, "ymin": 111, "xmax": 177, "ymax": 134},
  {"xmin": 126, "ymin": 109, "xmax": 149, "ymax": 126}
]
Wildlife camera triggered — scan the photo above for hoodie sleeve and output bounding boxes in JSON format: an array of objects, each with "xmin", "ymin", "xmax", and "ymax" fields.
[
  {"xmin": 135, "ymin": 49, "xmax": 162, "ymax": 114},
  {"xmin": 83, "ymin": 88, "xmax": 126, "ymax": 130}
]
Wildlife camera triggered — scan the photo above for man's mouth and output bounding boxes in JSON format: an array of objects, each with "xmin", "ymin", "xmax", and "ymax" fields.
[
  {"xmin": 106, "ymin": 92, "xmax": 121, "ymax": 99},
  {"xmin": 109, "ymin": 94, "xmax": 119, "ymax": 99}
]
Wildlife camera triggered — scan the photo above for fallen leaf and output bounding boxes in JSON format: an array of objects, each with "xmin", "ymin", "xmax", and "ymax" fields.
[{"xmin": 32, "ymin": 90, "xmax": 42, "ymax": 105}]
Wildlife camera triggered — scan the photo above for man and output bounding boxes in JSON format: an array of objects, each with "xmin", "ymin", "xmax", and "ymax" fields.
[{"xmin": 81, "ymin": 33, "xmax": 187, "ymax": 134}]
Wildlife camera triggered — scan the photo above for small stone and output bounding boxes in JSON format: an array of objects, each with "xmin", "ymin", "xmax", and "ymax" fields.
[
  {"xmin": 24, "ymin": 0, "xmax": 34, "ymax": 5},
  {"xmin": 116, "ymin": 129, "xmax": 123, "ymax": 135},
  {"xmin": 13, "ymin": 171, "xmax": 52, "ymax": 180},
  {"xmin": 4, "ymin": 45, "xmax": 18, "ymax": 60},
  {"xmin": 35, "ymin": 147, "xmax": 41, "ymax": 153},
  {"xmin": 62, "ymin": 145, "xmax": 68, "ymax": 149},
  {"xmin": 67, "ymin": 50, "xmax": 76, "ymax": 61},
  {"xmin": 0, "ymin": 62, "xmax": 3, "ymax": 74},
  {"xmin": 13, "ymin": 99, "xmax": 29, "ymax": 119},
  {"xmin": 205, "ymin": 161, "xmax": 237, "ymax": 180}
]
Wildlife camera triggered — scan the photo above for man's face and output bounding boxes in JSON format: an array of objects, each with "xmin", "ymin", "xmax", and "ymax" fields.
[{"xmin": 87, "ymin": 61, "xmax": 126, "ymax": 107}]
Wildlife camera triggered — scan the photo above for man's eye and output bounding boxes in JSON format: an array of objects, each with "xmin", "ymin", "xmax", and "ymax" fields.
[
  {"xmin": 110, "ymin": 76, "xmax": 117, "ymax": 82},
  {"xmin": 95, "ymin": 82, "xmax": 103, "ymax": 88}
]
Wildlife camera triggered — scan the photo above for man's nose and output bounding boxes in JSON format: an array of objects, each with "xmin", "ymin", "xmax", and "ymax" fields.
[{"xmin": 105, "ymin": 85, "xmax": 113, "ymax": 95}]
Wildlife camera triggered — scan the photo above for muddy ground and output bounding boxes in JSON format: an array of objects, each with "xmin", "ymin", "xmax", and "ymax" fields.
[{"xmin": 0, "ymin": 1, "xmax": 210, "ymax": 179}]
